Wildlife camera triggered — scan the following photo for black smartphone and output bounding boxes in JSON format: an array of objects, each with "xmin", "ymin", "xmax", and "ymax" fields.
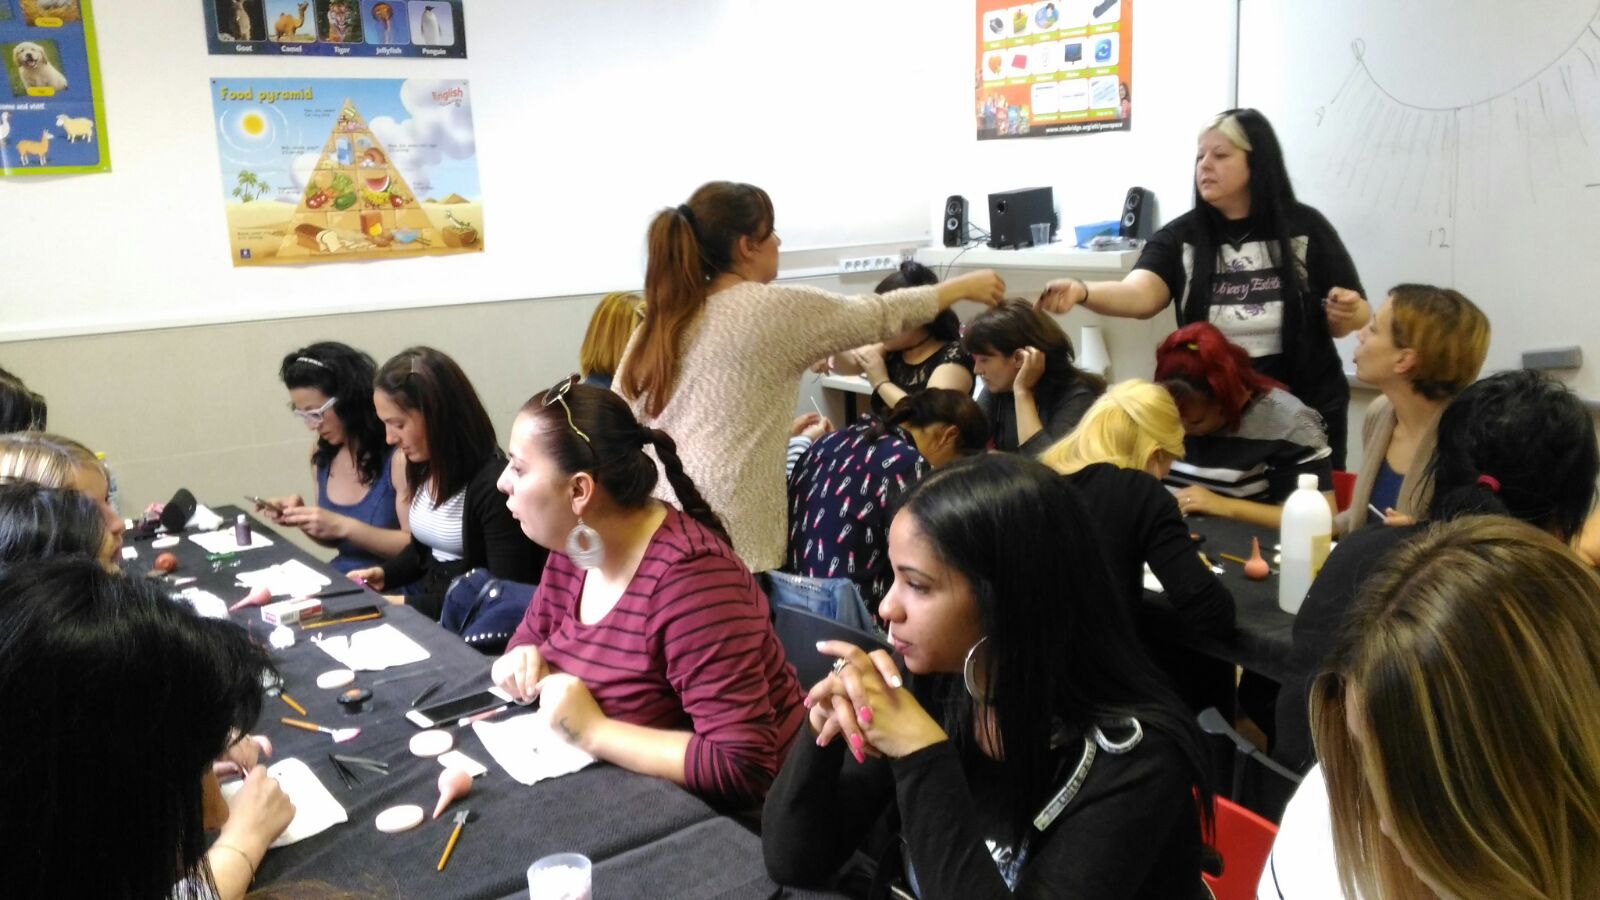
[{"xmin": 406, "ymin": 687, "xmax": 512, "ymax": 728}]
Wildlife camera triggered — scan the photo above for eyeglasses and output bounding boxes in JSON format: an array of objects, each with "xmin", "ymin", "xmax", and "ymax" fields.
[
  {"xmin": 290, "ymin": 396, "xmax": 337, "ymax": 426},
  {"xmin": 542, "ymin": 375, "xmax": 591, "ymax": 444}
]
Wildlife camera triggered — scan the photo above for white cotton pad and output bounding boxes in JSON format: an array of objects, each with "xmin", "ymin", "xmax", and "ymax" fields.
[
  {"xmin": 153, "ymin": 536, "xmax": 181, "ymax": 549},
  {"xmin": 375, "ymin": 804, "xmax": 424, "ymax": 834},
  {"xmin": 409, "ymin": 729, "xmax": 453, "ymax": 758},
  {"xmin": 316, "ymin": 669, "xmax": 357, "ymax": 690}
]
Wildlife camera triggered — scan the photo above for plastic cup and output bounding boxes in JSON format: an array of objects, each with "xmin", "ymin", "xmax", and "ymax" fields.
[
  {"xmin": 1029, "ymin": 222, "xmax": 1051, "ymax": 246},
  {"xmin": 527, "ymin": 853, "xmax": 592, "ymax": 900}
]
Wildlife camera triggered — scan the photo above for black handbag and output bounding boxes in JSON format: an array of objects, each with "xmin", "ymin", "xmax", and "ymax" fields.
[{"xmin": 440, "ymin": 568, "xmax": 534, "ymax": 655}]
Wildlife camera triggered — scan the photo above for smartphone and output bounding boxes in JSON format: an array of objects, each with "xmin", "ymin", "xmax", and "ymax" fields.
[
  {"xmin": 406, "ymin": 686, "xmax": 513, "ymax": 728},
  {"xmin": 247, "ymin": 495, "xmax": 284, "ymax": 514}
]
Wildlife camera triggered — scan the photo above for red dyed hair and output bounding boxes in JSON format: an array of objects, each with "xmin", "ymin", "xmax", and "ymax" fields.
[{"xmin": 1154, "ymin": 323, "xmax": 1284, "ymax": 431}]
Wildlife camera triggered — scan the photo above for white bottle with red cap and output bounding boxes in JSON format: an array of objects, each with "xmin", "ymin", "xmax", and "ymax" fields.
[{"xmin": 1280, "ymin": 473, "xmax": 1332, "ymax": 614}]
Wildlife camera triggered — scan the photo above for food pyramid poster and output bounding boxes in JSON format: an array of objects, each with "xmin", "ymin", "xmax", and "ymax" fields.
[{"xmin": 212, "ymin": 77, "xmax": 482, "ymax": 267}]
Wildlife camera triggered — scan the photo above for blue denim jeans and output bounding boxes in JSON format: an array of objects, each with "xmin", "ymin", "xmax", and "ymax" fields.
[{"xmin": 765, "ymin": 571, "xmax": 883, "ymax": 638}]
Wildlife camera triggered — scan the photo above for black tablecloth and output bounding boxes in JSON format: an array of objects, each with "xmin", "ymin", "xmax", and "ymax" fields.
[
  {"xmin": 1139, "ymin": 516, "xmax": 1296, "ymax": 685},
  {"xmin": 146, "ymin": 507, "xmax": 840, "ymax": 900}
]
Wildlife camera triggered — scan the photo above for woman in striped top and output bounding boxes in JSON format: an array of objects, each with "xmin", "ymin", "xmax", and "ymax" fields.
[
  {"xmin": 346, "ymin": 347, "xmax": 547, "ymax": 619},
  {"xmin": 493, "ymin": 377, "xmax": 805, "ymax": 807},
  {"xmin": 1155, "ymin": 323, "xmax": 1334, "ymax": 528}
]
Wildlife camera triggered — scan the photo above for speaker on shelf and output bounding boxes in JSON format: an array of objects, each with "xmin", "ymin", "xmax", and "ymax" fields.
[
  {"xmin": 942, "ymin": 195, "xmax": 968, "ymax": 247},
  {"xmin": 1119, "ymin": 186, "xmax": 1154, "ymax": 239}
]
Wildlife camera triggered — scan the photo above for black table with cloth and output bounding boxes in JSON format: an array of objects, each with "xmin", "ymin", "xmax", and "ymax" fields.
[{"xmin": 146, "ymin": 507, "xmax": 842, "ymax": 899}]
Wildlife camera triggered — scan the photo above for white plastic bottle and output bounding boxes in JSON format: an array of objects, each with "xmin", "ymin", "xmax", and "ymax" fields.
[{"xmin": 1279, "ymin": 473, "xmax": 1332, "ymax": 614}]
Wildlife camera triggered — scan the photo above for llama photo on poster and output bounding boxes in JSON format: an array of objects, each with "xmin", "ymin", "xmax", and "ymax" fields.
[
  {"xmin": 0, "ymin": 0, "xmax": 110, "ymax": 175},
  {"xmin": 976, "ymin": 0, "xmax": 1132, "ymax": 140},
  {"xmin": 211, "ymin": 77, "xmax": 483, "ymax": 267}
]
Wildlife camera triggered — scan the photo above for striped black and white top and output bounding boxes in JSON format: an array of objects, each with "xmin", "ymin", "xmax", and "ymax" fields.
[
  {"xmin": 409, "ymin": 481, "xmax": 466, "ymax": 562},
  {"xmin": 1166, "ymin": 388, "xmax": 1332, "ymax": 505}
]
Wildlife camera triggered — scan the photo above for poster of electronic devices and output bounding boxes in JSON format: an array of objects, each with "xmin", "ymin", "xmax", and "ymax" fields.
[
  {"xmin": 977, "ymin": 0, "xmax": 1132, "ymax": 140},
  {"xmin": 203, "ymin": 0, "xmax": 466, "ymax": 59},
  {"xmin": 0, "ymin": 0, "xmax": 109, "ymax": 176},
  {"xmin": 212, "ymin": 78, "xmax": 483, "ymax": 267}
]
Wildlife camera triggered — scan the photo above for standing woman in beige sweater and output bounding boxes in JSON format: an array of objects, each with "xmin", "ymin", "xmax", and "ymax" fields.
[{"xmin": 615, "ymin": 181, "xmax": 1005, "ymax": 572}]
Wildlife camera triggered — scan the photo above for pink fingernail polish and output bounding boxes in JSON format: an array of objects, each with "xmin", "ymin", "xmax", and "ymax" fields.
[
  {"xmin": 848, "ymin": 733, "xmax": 863, "ymax": 751},
  {"xmin": 857, "ymin": 705, "xmax": 873, "ymax": 725},
  {"xmin": 802, "ymin": 696, "xmax": 813, "ymax": 709},
  {"xmin": 852, "ymin": 746, "xmax": 865, "ymax": 765},
  {"xmin": 816, "ymin": 735, "xmax": 825, "ymax": 747}
]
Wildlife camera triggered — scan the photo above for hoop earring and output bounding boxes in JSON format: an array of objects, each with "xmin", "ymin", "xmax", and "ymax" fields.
[
  {"xmin": 962, "ymin": 636, "xmax": 992, "ymax": 703},
  {"xmin": 565, "ymin": 517, "xmax": 604, "ymax": 570}
]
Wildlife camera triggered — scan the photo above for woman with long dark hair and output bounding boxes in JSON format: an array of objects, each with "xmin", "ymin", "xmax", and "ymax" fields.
[
  {"xmin": 964, "ymin": 299, "xmax": 1106, "ymax": 455},
  {"xmin": 1156, "ymin": 322, "xmax": 1334, "ymax": 527},
  {"xmin": 783, "ymin": 388, "xmax": 990, "ymax": 620},
  {"xmin": 822, "ymin": 262, "xmax": 977, "ymax": 416},
  {"xmin": 492, "ymin": 378, "xmax": 805, "ymax": 807},
  {"xmin": 1039, "ymin": 109, "xmax": 1368, "ymax": 468},
  {"xmin": 345, "ymin": 346, "xmax": 546, "ymax": 618},
  {"xmin": 0, "ymin": 559, "xmax": 293, "ymax": 900},
  {"xmin": 261, "ymin": 342, "xmax": 411, "ymax": 575},
  {"xmin": 614, "ymin": 181, "xmax": 1005, "ymax": 573},
  {"xmin": 764, "ymin": 454, "xmax": 1213, "ymax": 898}
]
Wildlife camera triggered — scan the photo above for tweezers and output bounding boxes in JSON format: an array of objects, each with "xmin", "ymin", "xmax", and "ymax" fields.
[
  {"xmin": 332, "ymin": 754, "xmax": 391, "ymax": 776},
  {"xmin": 327, "ymin": 754, "xmax": 357, "ymax": 790}
]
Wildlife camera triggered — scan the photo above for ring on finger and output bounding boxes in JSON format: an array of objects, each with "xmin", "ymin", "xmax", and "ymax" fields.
[{"xmin": 831, "ymin": 658, "xmax": 849, "ymax": 677}]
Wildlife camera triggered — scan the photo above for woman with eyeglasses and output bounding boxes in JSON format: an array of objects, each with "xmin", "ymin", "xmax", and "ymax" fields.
[
  {"xmin": 491, "ymin": 379, "xmax": 805, "ymax": 808},
  {"xmin": 614, "ymin": 180, "xmax": 1006, "ymax": 574},
  {"xmin": 345, "ymin": 347, "xmax": 547, "ymax": 619},
  {"xmin": 259, "ymin": 343, "xmax": 412, "ymax": 577},
  {"xmin": 764, "ymin": 454, "xmax": 1213, "ymax": 899}
]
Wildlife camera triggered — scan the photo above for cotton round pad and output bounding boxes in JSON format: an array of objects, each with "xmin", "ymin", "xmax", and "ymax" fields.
[
  {"xmin": 375, "ymin": 804, "xmax": 424, "ymax": 834},
  {"xmin": 316, "ymin": 669, "xmax": 356, "ymax": 690},
  {"xmin": 409, "ymin": 729, "xmax": 453, "ymax": 758}
]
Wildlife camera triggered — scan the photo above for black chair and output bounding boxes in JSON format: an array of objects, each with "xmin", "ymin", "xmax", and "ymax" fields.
[
  {"xmin": 773, "ymin": 604, "xmax": 893, "ymax": 688},
  {"xmin": 1198, "ymin": 706, "xmax": 1304, "ymax": 823}
]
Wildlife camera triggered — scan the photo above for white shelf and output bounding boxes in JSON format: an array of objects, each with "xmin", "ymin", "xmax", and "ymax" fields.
[
  {"xmin": 818, "ymin": 374, "xmax": 872, "ymax": 395},
  {"xmin": 915, "ymin": 244, "xmax": 1140, "ymax": 274}
]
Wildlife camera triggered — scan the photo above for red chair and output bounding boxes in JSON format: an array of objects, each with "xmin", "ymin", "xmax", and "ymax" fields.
[
  {"xmin": 1202, "ymin": 796, "xmax": 1280, "ymax": 900},
  {"xmin": 1331, "ymin": 470, "xmax": 1356, "ymax": 512}
]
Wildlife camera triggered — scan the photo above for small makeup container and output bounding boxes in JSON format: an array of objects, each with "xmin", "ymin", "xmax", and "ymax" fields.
[{"xmin": 337, "ymin": 687, "xmax": 373, "ymax": 715}]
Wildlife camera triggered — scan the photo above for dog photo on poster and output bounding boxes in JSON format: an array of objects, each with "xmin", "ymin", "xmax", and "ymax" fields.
[
  {"xmin": 0, "ymin": 0, "xmax": 110, "ymax": 175},
  {"xmin": 976, "ymin": 0, "xmax": 1132, "ymax": 140},
  {"xmin": 203, "ymin": 0, "xmax": 466, "ymax": 59},
  {"xmin": 211, "ymin": 78, "xmax": 483, "ymax": 267}
]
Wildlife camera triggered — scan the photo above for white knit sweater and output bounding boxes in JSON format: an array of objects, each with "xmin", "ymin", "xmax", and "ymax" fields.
[{"xmin": 615, "ymin": 281, "xmax": 941, "ymax": 572}]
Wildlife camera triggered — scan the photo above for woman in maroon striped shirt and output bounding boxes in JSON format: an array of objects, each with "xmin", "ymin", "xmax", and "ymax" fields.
[{"xmin": 491, "ymin": 377, "xmax": 806, "ymax": 807}]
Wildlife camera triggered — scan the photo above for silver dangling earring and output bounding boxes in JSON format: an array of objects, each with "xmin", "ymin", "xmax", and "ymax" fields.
[
  {"xmin": 962, "ymin": 636, "xmax": 992, "ymax": 703},
  {"xmin": 565, "ymin": 517, "xmax": 604, "ymax": 569}
]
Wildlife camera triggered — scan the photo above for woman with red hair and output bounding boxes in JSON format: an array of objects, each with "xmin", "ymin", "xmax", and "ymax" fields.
[{"xmin": 1155, "ymin": 323, "xmax": 1334, "ymax": 528}]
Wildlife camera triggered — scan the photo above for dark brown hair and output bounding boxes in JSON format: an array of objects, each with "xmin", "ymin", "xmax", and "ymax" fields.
[
  {"xmin": 374, "ymin": 347, "xmax": 498, "ymax": 508},
  {"xmin": 522, "ymin": 379, "xmax": 730, "ymax": 546},
  {"xmin": 962, "ymin": 299, "xmax": 1106, "ymax": 397},
  {"xmin": 621, "ymin": 181, "xmax": 775, "ymax": 418}
]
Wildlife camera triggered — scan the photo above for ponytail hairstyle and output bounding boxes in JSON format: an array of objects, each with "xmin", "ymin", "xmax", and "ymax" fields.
[
  {"xmin": 0, "ymin": 366, "xmax": 46, "ymax": 433},
  {"xmin": 374, "ymin": 347, "xmax": 499, "ymax": 507},
  {"xmin": 1155, "ymin": 322, "xmax": 1284, "ymax": 431},
  {"xmin": 859, "ymin": 388, "xmax": 989, "ymax": 457},
  {"xmin": 1423, "ymin": 370, "xmax": 1598, "ymax": 540},
  {"xmin": 622, "ymin": 181, "xmax": 775, "ymax": 418},
  {"xmin": 524, "ymin": 377, "xmax": 730, "ymax": 546},
  {"xmin": 962, "ymin": 299, "xmax": 1106, "ymax": 397},
  {"xmin": 279, "ymin": 342, "xmax": 386, "ymax": 486},
  {"xmin": 876, "ymin": 261, "xmax": 960, "ymax": 343}
]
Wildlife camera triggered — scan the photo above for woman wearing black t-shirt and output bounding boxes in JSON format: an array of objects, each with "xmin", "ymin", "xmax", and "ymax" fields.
[
  {"xmin": 1038, "ymin": 109, "xmax": 1368, "ymax": 468},
  {"xmin": 823, "ymin": 262, "xmax": 976, "ymax": 416}
]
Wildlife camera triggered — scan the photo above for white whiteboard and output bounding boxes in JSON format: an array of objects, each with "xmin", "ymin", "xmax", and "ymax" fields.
[
  {"xmin": 1240, "ymin": 0, "xmax": 1600, "ymax": 398},
  {"xmin": 0, "ymin": 0, "xmax": 1233, "ymax": 342}
]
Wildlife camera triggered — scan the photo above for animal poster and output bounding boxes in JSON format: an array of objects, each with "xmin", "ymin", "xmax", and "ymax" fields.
[
  {"xmin": 211, "ymin": 78, "xmax": 483, "ymax": 267},
  {"xmin": 0, "ymin": 0, "xmax": 109, "ymax": 175},
  {"xmin": 203, "ymin": 0, "xmax": 466, "ymax": 59},
  {"xmin": 976, "ymin": 0, "xmax": 1133, "ymax": 140}
]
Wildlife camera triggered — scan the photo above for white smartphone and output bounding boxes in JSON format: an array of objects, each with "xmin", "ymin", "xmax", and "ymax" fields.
[{"xmin": 405, "ymin": 685, "xmax": 512, "ymax": 728}]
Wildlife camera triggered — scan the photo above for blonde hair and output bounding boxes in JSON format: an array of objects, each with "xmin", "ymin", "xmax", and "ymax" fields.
[
  {"xmin": 0, "ymin": 432, "xmax": 102, "ymax": 490},
  {"xmin": 1201, "ymin": 111, "xmax": 1254, "ymax": 152},
  {"xmin": 1386, "ymin": 284, "xmax": 1491, "ymax": 400},
  {"xmin": 1039, "ymin": 380, "xmax": 1185, "ymax": 476},
  {"xmin": 1311, "ymin": 516, "xmax": 1600, "ymax": 900},
  {"xmin": 578, "ymin": 291, "xmax": 644, "ymax": 380}
]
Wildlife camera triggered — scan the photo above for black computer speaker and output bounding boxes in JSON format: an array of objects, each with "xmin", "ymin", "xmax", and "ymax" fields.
[
  {"xmin": 942, "ymin": 195, "xmax": 968, "ymax": 247},
  {"xmin": 1119, "ymin": 186, "xmax": 1154, "ymax": 239}
]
